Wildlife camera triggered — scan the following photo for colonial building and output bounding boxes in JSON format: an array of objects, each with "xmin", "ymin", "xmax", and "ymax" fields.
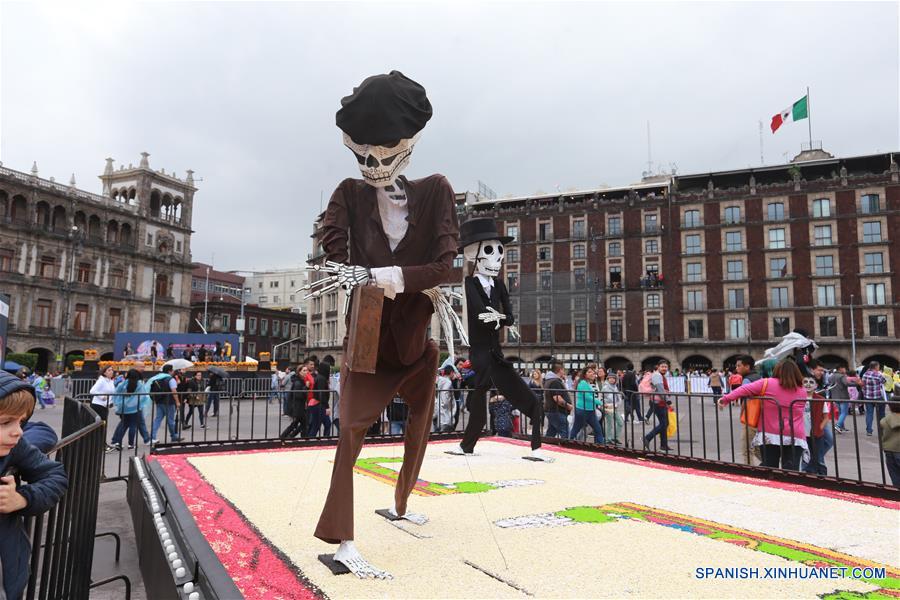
[
  {"xmin": 188, "ymin": 264, "xmax": 306, "ymax": 362},
  {"xmin": 466, "ymin": 149, "xmax": 899, "ymax": 372},
  {"xmin": 0, "ymin": 153, "xmax": 196, "ymax": 370},
  {"xmin": 235, "ymin": 267, "xmax": 308, "ymax": 316},
  {"xmin": 187, "ymin": 299, "xmax": 306, "ymax": 363}
]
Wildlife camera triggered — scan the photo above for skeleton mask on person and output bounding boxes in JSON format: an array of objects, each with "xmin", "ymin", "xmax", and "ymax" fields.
[
  {"xmin": 802, "ymin": 376, "xmax": 818, "ymax": 395},
  {"xmin": 343, "ymin": 132, "xmax": 420, "ymax": 188},
  {"xmin": 464, "ymin": 239, "xmax": 505, "ymax": 278}
]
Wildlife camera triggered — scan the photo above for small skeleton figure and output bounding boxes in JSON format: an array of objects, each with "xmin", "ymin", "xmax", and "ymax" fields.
[
  {"xmin": 311, "ymin": 71, "xmax": 460, "ymax": 579},
  {"xmin": 446, "ymin": 218, "xmax": 553, "ymax": 462}
]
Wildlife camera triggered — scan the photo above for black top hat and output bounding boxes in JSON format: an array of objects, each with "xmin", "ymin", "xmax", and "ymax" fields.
[
  {"xmin": 336, "ymin": 71, "xmax": 432, "ymax": 146},
  {"xmin": 458, "ymin": 218, "xmax": 515, "ymax": 250}
]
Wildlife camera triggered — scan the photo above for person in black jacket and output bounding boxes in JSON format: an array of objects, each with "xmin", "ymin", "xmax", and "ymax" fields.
[
  {"xmin": 621, "ymin": 363, "xmax": 643, "ymax": 423},
  {"xmin": 281, "ymin": 365, "xmax": 311, "ymax": 440},
  {"xmin": 308, "ymin": 363, "xmax": 332, "ymax": 437},
  {"xmin": 448, "ymin": 218, "xmax": 553, "ymax": 461}
]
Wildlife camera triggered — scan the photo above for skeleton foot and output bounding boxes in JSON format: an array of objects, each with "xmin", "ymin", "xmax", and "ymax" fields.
[
  {"xmin": 333, "ymin": 541, "xmax": 392, "ymax": 579},
  {"xmin": 445, "ymin": 444, "xmax": 477, "ymax": 456},
  {"xmin": 389, "ymin": 505, "xmax": 429, "ymax": 526},
  {"xmin": 528, "ymin": 448, "xmax": 556, "ymax": 462}
]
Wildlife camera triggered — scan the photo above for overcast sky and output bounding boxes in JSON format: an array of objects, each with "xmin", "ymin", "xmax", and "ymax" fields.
[{"xmin": 2, "ymin": 1, "xmax": 897, "ymax": 270}]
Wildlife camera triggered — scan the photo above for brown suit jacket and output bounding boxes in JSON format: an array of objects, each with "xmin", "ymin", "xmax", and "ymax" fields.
[{"xmin": 321, "ymin": 174, "xmax": 459, "ymax": 367}]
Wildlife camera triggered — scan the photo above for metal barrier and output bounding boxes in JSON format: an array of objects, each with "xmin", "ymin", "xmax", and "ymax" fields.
[
  {"xmin": 72, "ymin": 374, "xmax": 897, "ymax": 490},
  {"xmin": 23, "ymin": 397, "xmax": 129, "ymax": 600},
  {"xmin": 75, "ymin": 372, "xmax": 480, "ymax": 481}
]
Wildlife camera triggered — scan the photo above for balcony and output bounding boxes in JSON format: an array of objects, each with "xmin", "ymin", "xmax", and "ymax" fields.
[
  {"xmin": 640, "ymin": 275, "xmax": 664, "ymax": 289},
  {"xmin": 644, "ymin": 225, "xmax": 660, "ymax": 234}
]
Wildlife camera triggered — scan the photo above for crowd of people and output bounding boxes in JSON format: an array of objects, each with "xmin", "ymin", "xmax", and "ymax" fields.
[
  {"xmin": 78, "ymin": 363, "xmax": 229, "ymax": 451},
  {"xmin": 417, "ymin": 354, "xmax": 900, "ymax": 485},
  {"xmin": 269, "ymin": 356, "xmax": 340, "ymax": 441}
]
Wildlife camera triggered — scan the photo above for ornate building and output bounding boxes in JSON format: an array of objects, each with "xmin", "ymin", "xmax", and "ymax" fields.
[{"xmin": 0, "ymin": 153, "xmax": 196, "ymax": 370}]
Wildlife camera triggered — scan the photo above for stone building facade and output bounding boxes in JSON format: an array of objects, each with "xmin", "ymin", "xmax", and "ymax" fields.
[{"xmin": 0, "ymin": 153, "xmax": 196, "ymax": 370}]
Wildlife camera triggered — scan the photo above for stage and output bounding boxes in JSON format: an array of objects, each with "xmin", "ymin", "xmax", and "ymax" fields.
[{"xmin": 133, "ymin": 437, "xmax": 899, "ymax": 599}]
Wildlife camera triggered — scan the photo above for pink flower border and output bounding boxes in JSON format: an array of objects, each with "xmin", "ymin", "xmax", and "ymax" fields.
[{"xmin": 150, "ymin": 453, "xmax": 324, "ymax": 600}]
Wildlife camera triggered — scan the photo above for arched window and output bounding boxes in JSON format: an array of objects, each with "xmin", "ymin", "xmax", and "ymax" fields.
[
  {"xmin": 52, "ymin": 205, "xmax": 67, "ymax": 233},
  {"xmin": 107, "ymin": 220, "xmax": 119, "ymax": 244},
  {"xmin": 120, "ymin": 223, "xmax": 133, "ymax": 246},
  {"xmin": 11, "ymin": 195, "xmax": 27, "ymax": 223},
  {"xmin": 35, "ymin": 201, "xmax": 51, "ymax": 229},
  {"xmin": 87, "ymin": 214, "xmax": 101, "ymax": 241},
  {"xmin": 150, "ymin": 190, "xmax": 161, "ymax": 218},
  {"xmin": 0, "ymin": 190, "xmax": 8, "ymax": 219}
]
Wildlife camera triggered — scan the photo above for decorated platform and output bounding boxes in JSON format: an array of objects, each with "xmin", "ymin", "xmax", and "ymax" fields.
[{"xmin": 135, "ymin": 437, "xmax": 899, "ymax": 599}]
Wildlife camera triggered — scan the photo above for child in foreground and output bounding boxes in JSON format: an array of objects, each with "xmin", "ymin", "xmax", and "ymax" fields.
[{"xmin": 0, "ymin": 371, "xmax": 69, "ymax": 600}]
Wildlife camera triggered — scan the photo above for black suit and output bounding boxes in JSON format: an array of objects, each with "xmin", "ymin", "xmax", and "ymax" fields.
[{"xmin": 460, "ymin": 276, "xmax": 542, "ymax": 452}]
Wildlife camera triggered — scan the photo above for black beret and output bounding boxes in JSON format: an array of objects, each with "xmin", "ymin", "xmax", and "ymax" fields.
[{"xmin": 336, "ymin": 71, "xmax": 432, "ymax": 146}]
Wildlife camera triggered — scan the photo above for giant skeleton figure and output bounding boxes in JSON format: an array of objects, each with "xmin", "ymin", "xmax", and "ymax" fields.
[
  {"xmin": 447, "ymin": 218, "xmax": 554, "ymax": 461},
  {"xmin": 301, "ymin": 72, "xmax": 461, "ymax": 579}
]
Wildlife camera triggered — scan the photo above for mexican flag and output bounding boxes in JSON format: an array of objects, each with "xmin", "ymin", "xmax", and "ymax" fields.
[{"xmin": 770, "ymin": 95, "xmax": 808, "ymax": 133}]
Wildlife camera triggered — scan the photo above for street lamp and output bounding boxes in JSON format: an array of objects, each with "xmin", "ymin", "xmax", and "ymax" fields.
[
  {"xmin": 219, "ymin": 286, "xmax": 250, "ymax": 360},
  {"xmin": 58, "ymin": 225, "xmax": 83, "ymax": 369}
]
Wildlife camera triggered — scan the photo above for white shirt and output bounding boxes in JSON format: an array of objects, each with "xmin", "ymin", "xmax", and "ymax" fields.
[
  {"xmin": 90, "ymin": 376, "xmax": 117, "ymax": 407},
  {"xmin": 475, "ymin": 273, "xmax": 494, "ymax": 296},
  {"xmin": 369, "ymin": 181, "xmax": 408, "ymax": 299}
]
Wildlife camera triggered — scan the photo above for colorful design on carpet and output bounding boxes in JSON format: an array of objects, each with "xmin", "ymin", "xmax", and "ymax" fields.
[
  {"xmin": 152, "ymin": 454, "xmax": 323, "ymax": 600},
  {"xmin": 496, "ymin": 502, "xmax": 900, "ymax": 598},
  {"xmin": 354, "ymin": 456, "xmax": 542, "ymax": 496}
]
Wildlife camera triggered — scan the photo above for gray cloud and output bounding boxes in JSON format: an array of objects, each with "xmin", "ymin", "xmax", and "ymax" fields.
[{"xmin": 2, "ymin": 2, "xmax": 897, "ymax": 270}]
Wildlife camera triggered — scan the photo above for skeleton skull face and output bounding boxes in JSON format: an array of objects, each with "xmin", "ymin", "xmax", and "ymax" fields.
[
  {"xmin": 343, "ymin": 132, "xmax": 420, "ymax": 188},
  {"xmin": 464, "ymin": 239, "xmax": 505, "ymax": 277}
]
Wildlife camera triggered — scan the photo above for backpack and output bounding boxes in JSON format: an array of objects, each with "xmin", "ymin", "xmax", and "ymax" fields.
[{"xmin": 150, "ymin": 375, "xmax": 172, "ymax": 402}]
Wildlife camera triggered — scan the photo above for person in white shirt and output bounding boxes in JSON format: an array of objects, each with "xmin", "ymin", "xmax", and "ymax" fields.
[
  {"xmin": 90, "ymin": 366, "xmax": 118, "ymax": 447},
  {"xmin": 435, "ymin": 367, "xmax": 455, "ymax": 432}
]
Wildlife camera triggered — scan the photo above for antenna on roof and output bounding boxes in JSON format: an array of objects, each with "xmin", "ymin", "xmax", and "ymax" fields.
[{"xmin": 646, "ymin": 121, "xmax": 653, "ymax": 175}]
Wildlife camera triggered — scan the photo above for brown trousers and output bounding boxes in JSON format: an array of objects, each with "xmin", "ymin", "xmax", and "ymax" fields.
[{"xmin": 314, "ymin": 340, "xmax": 439, "ymax": 544}]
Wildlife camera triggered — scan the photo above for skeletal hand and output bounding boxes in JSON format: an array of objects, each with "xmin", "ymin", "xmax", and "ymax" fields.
[
  {"xmin": 300, "ymin": 261, "xmax": 369, "ymax": 299},
  {"xmin": 478, "ymin": 306, "xmax": 505, "ymax": 330},
  {"xmin": 507, "ymin": 325, "xmax": 521, "ymax": 340},
  {"xmin": 423, "ymin": 288, "xmax": 469, "ymax": 358}
]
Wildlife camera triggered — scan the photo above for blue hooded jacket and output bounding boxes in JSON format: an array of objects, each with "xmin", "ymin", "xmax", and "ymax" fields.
[
  {"xmin": 0, "ymin": 439, "xmax": 68, "ymax": 600},
  {"xmin": 0, "ymin": 370, "xmax": 68, "ymax": 599}
]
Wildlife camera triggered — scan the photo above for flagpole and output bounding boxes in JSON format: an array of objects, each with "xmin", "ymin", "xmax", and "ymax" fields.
[{"xmin": 807, "ymin": 86, "xmax": 812, "ymax": 148}]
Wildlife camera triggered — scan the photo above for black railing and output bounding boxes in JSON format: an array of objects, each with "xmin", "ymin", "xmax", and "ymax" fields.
[
  {"xmin": 24, "ymin": 397, "xmax": 128, "ymax": 600},
  {"xmin": 73, "ymin": 379, "xmax": 897, "ymax": 491}
]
